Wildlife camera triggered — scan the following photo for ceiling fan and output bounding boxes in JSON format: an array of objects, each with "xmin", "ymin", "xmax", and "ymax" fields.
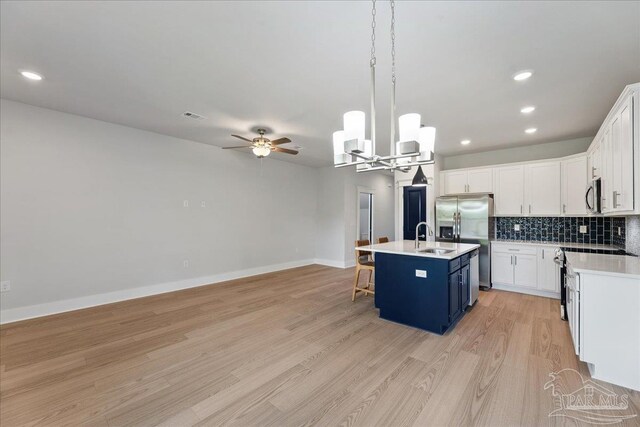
[{"xmin": 223, "ymin": 128, "xmax": 298, "ymax": 158}]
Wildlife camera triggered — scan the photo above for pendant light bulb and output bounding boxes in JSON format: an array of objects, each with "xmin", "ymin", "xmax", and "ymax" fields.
[{"xmin": 412, "ymin": 165, "xmax": 429, "ymax": 187}]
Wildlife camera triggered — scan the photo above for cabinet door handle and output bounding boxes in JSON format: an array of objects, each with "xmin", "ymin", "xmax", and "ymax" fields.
[
  {"xmin": 510, "ymin": 255, "xmax": 513, "ymax": 265},
  {"xmin": 520, "ymin": 205, "xmax": 523, "ymax": 214},
  {"xmin": 514, "ymin": 256, "xmax": 517, "ymax": 266},
  {"xmin": 542, "ymin": 251, "xmax": 544, "ymax": 260},
  {"xmin": 529, "ymin": 205, "xmax": 531, "ymax": 214},
  {"xmin": 613, "ymin": 191, "xmax": 620, "ymax": 208},
  {"xmin": 562, "ymin": 204, "xmax": 566, "ymax": 214}
]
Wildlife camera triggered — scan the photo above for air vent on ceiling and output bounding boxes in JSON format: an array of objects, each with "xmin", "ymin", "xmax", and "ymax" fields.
[{"xmin": 182, "ymin": 111, "xmax": 206, "ymax": 120}]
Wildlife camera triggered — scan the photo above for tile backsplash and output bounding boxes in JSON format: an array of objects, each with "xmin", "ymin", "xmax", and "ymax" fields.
[
  {"xmin": 495, "ymin": 217, "xmax": 616, "ymax": 245},
  {"xmin": 624, "ymin": 215, "xmax": 639, "ymax": 256}
]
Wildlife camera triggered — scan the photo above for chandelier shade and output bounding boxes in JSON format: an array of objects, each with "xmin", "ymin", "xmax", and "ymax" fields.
[
  {"xmin": 418, "ymin": 126, "xmax": 436, "ymax": 155},
  {"xmin": 332, "ymin": 130, "xmax": 346, "ymax": 155},
  {"xmin": 398, "ymin": 113, "xmax": 421, "ymax": 142},
  {"xmin": 343, "ymin": 111, "xmax": 366, "ymax": 142}
]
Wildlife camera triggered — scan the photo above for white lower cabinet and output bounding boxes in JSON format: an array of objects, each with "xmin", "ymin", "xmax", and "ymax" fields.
[
  {"xmin": 491, "ymin": 243, "xmax": 560, "ymax": 296},
  {"xmin": 538, "ymin": 247, "xmax": 560, "ymax": 292},
  {"xmin": 513, "ymin": 253, "xmax": 538, "ymax": 288},
  {"xmin": 569, "ymin": 263, "xmax": 640, "ymax": 391},
  {"xmin": 492, "ymin": 252, "xmax": 516, "ymax": 285}
]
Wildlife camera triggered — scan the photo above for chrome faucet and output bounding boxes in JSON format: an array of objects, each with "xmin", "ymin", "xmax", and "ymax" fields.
[{"xmin": 415, "ymin": 221, "xmax": 433, "ymax": 249}]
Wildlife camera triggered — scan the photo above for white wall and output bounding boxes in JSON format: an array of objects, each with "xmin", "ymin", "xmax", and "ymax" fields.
[
  {"xmin": 0, "ymin": 100, "xmax": 321, "ymax": 322},
  {"xmin": 442, "ymin": 137, "xmax": 592, "ymax": 170},
  {"xmin": 315, "ymin": 166, "xmax": 395, "ymax": 268},
  {"xmin": 344, "ymin": 171, "xmax": 395, "ymax": 266}
]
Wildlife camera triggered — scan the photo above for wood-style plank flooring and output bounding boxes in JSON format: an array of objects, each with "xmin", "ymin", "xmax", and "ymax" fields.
[{"xmin": 1, "ymin": 264, "xmax": 639, "ymax": 426}]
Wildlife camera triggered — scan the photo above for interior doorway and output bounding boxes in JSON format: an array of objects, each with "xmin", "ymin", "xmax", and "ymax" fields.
[
  {"xmin": 403, "ymin": 186, "xmax": 427, "ymax": 240},
  {"xmin": 358, "ymin": 191, "xmax": 374, "ymax": 242}
]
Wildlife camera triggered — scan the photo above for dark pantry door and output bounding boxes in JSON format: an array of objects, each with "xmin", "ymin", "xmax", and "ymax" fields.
[{"xmin": 403, "ymin": 186, "xmax": 427, "ymax": 240}]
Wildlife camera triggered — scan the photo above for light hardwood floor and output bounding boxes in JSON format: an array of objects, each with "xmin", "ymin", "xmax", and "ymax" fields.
[{"xmin": 1, "ymin": 264, "xmax": 638, "ymax": 426}]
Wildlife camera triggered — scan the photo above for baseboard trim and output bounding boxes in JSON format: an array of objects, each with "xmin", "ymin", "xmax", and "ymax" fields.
[
  {"xmin": 313, "ymin": 258, "xmax": 355, "ymax": 269},
  {"xmin": 0, "ymin": 258, "xmax": 316, "ymax": 325},
  {"xmin": 492, "ymin": 283, "xmax": 561, "ymax": 300}
]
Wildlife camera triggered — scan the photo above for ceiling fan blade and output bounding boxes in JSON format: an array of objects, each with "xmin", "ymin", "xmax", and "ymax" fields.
[
  {"xmin": 273, "ymin": 147, "xmax": 298, "ymax": 155},
  {"xmin": 270, "ymin": 137, "xmax": 291, "ymax": 146},
  {"xmin": 231, "ymin": 134, "xmax": 254, "ymax": 142},
  {"xmin": 222, "ymin": 145, "xmax": 253, "ymax": 149}
]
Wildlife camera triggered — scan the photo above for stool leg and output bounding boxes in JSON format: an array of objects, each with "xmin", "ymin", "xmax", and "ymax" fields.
[
  {"xmin": 352, "ymin": 267, "xmax": 361, "ymax": 301},
  {"xmin": 367, "ymin": 269, "xmax": 373, "ymax": 291}
]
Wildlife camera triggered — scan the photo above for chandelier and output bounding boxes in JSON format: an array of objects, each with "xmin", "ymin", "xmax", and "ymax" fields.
[{"xmin": 332, "ymin": 0, "xmax": 435, "ymax": 185}]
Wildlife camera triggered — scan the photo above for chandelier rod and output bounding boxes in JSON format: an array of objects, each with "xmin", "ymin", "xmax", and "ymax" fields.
[
  {"xmin": 370, "ymin": 0, "xmax": 377, "ymax": 158},
  {"xmin": 390, "ymin": 0, "xmax": 396, "ymax": 158}
]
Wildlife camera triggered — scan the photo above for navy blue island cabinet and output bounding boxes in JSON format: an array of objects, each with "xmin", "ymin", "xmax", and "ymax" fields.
[{"xmin": 374, "ymin": 251, "xmax": 473, "ymax": 334}]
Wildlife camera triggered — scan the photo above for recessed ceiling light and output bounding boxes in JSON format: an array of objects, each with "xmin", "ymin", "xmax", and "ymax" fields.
[
  {"xmin": 460, "ymin": 139, "xmax": 471, "ymax": 145},
  {"xmin": 20, "ymin": 71, "xmax": 43, "ymax": 81},
  {"xmin": 520, "ymin": 106, "xmax": 536, "ymax": 114},
  {"xmin": 513, "ymin": 70, "xmax": 533, "ymax": 81},
  {"xmin": 525, "ymin": 128, "xmax": 537, "ymax": 134}
]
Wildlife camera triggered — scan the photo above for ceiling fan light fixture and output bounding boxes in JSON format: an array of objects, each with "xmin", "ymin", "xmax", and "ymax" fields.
[{"xmin": 252, "ymin": 146, "xmax": 271, "ymax": 158}]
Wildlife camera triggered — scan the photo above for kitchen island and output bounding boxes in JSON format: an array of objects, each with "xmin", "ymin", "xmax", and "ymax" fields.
[{"xmin": 356, "ymin": 241, "xmax": 480, "ymax": 334}]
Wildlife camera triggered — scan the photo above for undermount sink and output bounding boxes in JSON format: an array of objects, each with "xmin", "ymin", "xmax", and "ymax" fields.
[{"xmin": 416, "ymin": 248, "xmax": 454, "ymax": 255}]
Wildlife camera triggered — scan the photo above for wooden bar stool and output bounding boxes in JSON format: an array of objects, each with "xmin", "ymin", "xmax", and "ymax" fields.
[
  {"xmin": 353, "ymin": 239, "xmax": 375, "ymax": 301},
  {"xmin": 377, "ymin": 237, "xmax": 389, "ymax": 244}
]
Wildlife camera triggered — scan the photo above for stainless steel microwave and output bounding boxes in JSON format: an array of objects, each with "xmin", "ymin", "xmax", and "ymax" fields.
[{"xmin": 585, "ymin": 177, "xmax": 602, "ymax": 214}]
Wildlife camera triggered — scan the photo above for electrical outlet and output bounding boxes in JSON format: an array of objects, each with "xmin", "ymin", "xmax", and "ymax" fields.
[
  {"xmin": 415, "ymin": 270, "xmax": 427, "ymax": 278},
  {"xmin": 183, "ymin": 260, "xmax": 189, "ymax": 268},
  {"xmin": 183, "ymin": 200, "xmax": 189, "ymax": 208},
  {"xmin": 0, "ymin": 281, "xmax": 10, "ymax": 292},
  {"xmin": 514, "ymin": 224, "xmax": 521, "ymax": 231},
  {"xmin": 579, "ymin": 225, "xmax": 588, "ymax": 233}
]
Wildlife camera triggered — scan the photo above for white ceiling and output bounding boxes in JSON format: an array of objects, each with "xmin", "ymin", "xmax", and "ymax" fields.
[{"xmin": 1, "ymin": 1, "xmax": 639, "ymax": 167}]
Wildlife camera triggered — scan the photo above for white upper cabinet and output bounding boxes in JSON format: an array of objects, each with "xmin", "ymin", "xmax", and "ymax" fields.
[
  {"xmin": 494, "ymin": 165, "xmax": 525, "ymax": 216},
  {"xmin": 562, "ymin": 155, "xmax": 587, "ymax": 215},
  {"xmin": 441, "ymin": 168, "xmax": 493, "ymax": 195},
  {"xmin": 610, "ymin": 95, "xmax": 634, "ymax": 212},
  {"xmin": 525, "ymin": 162, "xmax": 561, "ymax": 215},
  {"xmin": 467, "ymin": 168, "xmax": 493, "ymax": 193},
  {"xmin": 601, "ymin": 127, "xmax": 613, "ymax": 213},
  {"xmin": 591, "ymin": 84, "xmax": 638, "ymax": 215},
  {"xmin": 442, "ymin": 170, "xmax": 468, "ymax": 194}
]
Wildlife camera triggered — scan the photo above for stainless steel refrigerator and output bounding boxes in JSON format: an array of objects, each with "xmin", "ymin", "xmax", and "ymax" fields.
[{"xmin": 435, "ymin": 194, "xmax": 494, "ymax": 292}]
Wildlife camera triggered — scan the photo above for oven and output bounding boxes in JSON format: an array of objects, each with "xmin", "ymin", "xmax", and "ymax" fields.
[{"xmin": 553, "ymin": 248, "xmax": 567, "ymax": 320}]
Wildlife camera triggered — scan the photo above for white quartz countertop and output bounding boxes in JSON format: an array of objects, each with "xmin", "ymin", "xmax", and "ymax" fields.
[
  {"xmin": 566, "ymin": 252, "xmax": 640, "ymax": 279},
  {"xmin": 356, "ymin": 240, "xmax": 480, "ymax": 260},
  {"xmin": 491, "ymin": 240, "xmax": 620, "ymax": 251}
]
